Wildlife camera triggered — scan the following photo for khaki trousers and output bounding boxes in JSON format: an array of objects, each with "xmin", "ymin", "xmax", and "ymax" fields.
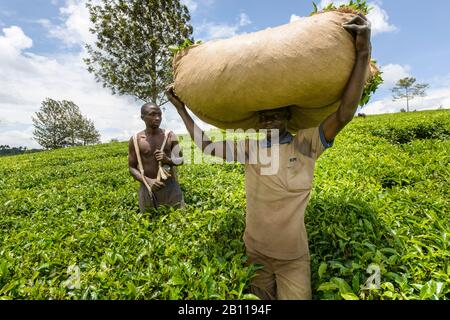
[{"xmin": 246, "ymin": 246, "xmax": 312, "ymax": 300}]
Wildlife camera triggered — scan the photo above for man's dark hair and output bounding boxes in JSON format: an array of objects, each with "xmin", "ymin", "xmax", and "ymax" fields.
[
  {"xmin": 259, "ymin": 106, "xmax": 292, "ymax": 120},
  {"xmin": 141, "ymin": 102, "xmax": 159, "ymax": 115}
]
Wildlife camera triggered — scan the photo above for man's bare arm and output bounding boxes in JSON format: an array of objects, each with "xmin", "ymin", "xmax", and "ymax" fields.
[
  {"xmin": 322, "ymin": 13, "xmax": 372, "ymax": 142},
  {"xmin": 166, "ymin": 86, "xmax": 246, "ymax": 161},
  {"xmin": 128, "ymin": 137, "xmax": 144, "ymax": 182}
]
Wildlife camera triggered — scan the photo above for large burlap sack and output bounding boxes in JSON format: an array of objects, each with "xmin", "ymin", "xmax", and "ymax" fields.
[{"xmin": 173, "ymin": 11, "xmax": 374, "ymax": 132}]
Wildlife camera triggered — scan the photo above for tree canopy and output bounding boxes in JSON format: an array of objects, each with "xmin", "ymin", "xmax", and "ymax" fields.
[
  {"xmin": 392, "ymin": 77, "xmax": 429, "ymax": 112},
  {"xmin": 85, "ymin": 0, "xmax": 193, "ymax": 106},
  {"xmin": 32, "ymin": 98, "xmax": 101, "ymax": 149}
]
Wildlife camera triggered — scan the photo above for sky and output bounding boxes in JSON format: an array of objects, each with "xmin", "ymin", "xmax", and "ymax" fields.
[{"xmin": 1, "ymin": 0, "xmax": 449, "ymax": 148}]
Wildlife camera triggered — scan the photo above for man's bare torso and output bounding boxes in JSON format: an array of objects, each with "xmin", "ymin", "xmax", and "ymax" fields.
[{"xmin": 137, "ymin": 129, "xmax": 172, "ymax": 179}]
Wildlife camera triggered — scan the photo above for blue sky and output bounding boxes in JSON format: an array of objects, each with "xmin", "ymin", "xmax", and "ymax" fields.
[{"xmin": 1, "ymin": 0, "xmax": 449, "ymax": 148}]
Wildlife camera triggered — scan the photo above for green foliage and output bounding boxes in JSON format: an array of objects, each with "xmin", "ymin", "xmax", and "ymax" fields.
[
  {"xmin": 311, "ymin": 0, "xmax": 371, "ymax": 15},
  {"xmin": 0, "ymin": 110, "xmax": 449, "ymax": 299},
  {"xmin": 85, "ymin": 0, "xmax": 194, "ymax": 105},
  {"xmin": 309, "ymin": 109, "xmax": 450, "ymax": 300},
  {"xmin": 32, "ymin": 98, "xmax": 101, "ymax": 150},
  {"xmin": 169, "ymin": 39, "xmax": 203, "ymax": 55},
  {"xmin": 371, "ymin": 120, "xmax": 450, "ymax": 144},
  {"xmin": 361, "ymin": 64, "xmax": 383, "ymax": 107},
  {"xmin": 0, "ymin": 146, "xmax": 253, "ymax": 299}
]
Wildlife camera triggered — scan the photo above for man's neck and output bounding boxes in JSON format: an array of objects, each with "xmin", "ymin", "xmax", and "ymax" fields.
[
  {"xmin": 145, "ymin": 127, "xmax": 161, "ymax": 136},
  {"xmin": 262, "ymin": 129, "xmax": 292, "ymax": 148},
  {"xmin": 266, "ymin": 129, "xmax": 287, "ymax": 141}
]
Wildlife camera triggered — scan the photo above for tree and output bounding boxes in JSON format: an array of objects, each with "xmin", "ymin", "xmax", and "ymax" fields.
[
  {"xmin": 33, "ymin": 99, "xmax": 72, "ymax": 149},
  {"xmin": 0, "ymin": 145, "xmax": 41, "ymax": 156},
  {"xmin": 392, "ymin": 77, "xmax": 429, "ymax": 112},
  {"xmin": 85, "ymin": 0, "xmax": 193, "ymax": 105},
  {"xmin": 0, "ymin": 145, "xmax": 26, "ymax": 156},
  {"xmin": 32, "ymin": 98, "xmax": 101, "ymax": 149},
  {"xmin": 78, "ymin": 118, "xmax": 101, "ymax": 146}
]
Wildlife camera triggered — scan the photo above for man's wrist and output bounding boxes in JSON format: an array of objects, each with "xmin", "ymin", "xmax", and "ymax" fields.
[
  {"xmin": 162, "ymin": 157, "xmax": 171, "ymax": 165},
  {"xmin": 176, "ymin": 104, "xmax": 186, "ymax": 113},
  {"xmin": 356, "ymin": 48, "xmax": 370, "ymax": 58}
]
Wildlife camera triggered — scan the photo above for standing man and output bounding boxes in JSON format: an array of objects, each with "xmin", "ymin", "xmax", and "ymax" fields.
[
  {"xmin": 128, "ymin": 102, "xmax": 184, "ymax": 212},
  {"xmin": 166, "ymin": 13, "xmax": 371, "ymax": 299}
]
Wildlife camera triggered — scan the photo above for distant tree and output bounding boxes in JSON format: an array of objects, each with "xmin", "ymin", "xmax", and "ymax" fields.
[
  {"xmin": 85, "ymin": 0, "xmax": 193, "ymax": 105},
  {"xmin": 78, "ymin": 118, "xmax": 101, "ymax": 146},
  {"xmin": 64, "ymin": 102, "xmax": 85, "ymax": 147},
  {"xmin": 32, "ymin": 98, "xmax": 101, "ymax": 149},
  {"xmin": 392, "ymin": 77, "xmax": 429, "ymax": 112},
  {"xmin": 0, "ymin": 145, "xmax": 25, "ymax": 156},
  {"xmin": 0, "ymin": 145, "xmax": 42, "ymax": 156},
  {"xmin": 32, "ymin": 99, "xmax": 71, "ymax": 149},
  {"xmin": 400, "ymin": 108, "xmax": 406, "ymax": 113}
]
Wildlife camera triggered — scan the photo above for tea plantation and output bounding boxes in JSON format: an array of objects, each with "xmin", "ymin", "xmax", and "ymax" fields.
[{"xmin": 0, "ymin": 110, "xmax": 449, "ymax": 300}]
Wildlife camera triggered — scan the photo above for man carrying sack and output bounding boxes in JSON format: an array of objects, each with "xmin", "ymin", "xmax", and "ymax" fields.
[
  {"xmin": 128, "ymin": 102, "xmax": 185, "ymax": 212},
  {"xmin": 166, "ymin": 13, "xmax": 371, "ymax": 299}
]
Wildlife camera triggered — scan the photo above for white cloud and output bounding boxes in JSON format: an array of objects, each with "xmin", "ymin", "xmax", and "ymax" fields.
[
  {"xmin": 196, "ymin": 22, "xmax": 239, "ymax": 40},
  {"xmin": 364, "ymin": 74, "xmax": 450, "ymax": 114},
  {"xmin": 239, "ymin": 13, "xmax": 252, "ymax": 27},
  {"xmin": 0, "ymin": 25, "xmax": 144, "ymax": 148},
  {"xmin": 0, "ymin": 26, "xmax": 33, "ymax": 57},
  {"xmin": 290, "ymin": 14, "xmax": 301, "ymax": 23},
  {"xmin": 47, "ymin": 0, "xmax": 96, "ymax": 47},
  {"xmin": 363, "ymin": 99, "xmax": 402, "ymax": 114},
  {"xmin": 366, "ymin": 4, "xmax": 397, "ymax": 35},
  {"xmin": 36, "ymin": 19, "xmax": 51, "ymax": 28},
  {"xmin": 0, "ymin": 0, "xmax": 217, "ymax": 149},
  {"xmin": 195, "ymin": 12, "xmax": 251, "ymax": 41},
  {"xmin": 318, "ymin": 0, "xmax": 397, "ymax": 36},
  {"xmin": 0, "ymin": 128, "xmax": 40, "ymax": 149},
  {"xmin": 380, "ymin": 64, "xmax": 411, "ymax": 88}
]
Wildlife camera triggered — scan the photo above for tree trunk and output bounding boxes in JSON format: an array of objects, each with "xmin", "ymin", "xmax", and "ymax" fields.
[{"xmin": 406, "ymin": 87, "xmax": 409, "ymax": 112}]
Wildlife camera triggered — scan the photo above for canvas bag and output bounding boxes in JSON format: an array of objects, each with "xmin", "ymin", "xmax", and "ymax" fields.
[{"xmin": 173, "ymin": 11, "xmax": 375, "ymax": 132}]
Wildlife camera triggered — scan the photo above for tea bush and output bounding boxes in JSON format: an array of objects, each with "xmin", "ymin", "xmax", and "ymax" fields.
[{"xmin": 0, "ymin": 110, "xmax": 448, "ymax": 300}]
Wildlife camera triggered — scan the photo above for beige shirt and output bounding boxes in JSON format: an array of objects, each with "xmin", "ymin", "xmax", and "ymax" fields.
[{"xmin": 243, "ymin": 127, "xmax": 329, "ymax": 260}]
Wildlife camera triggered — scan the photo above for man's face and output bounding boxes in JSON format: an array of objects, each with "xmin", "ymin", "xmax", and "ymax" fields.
[
  {"xmin": 258, "ymin": 109, "xmax": 288, "ymax": 131},
  {"xmin": 141, "ymin": 105, "xmax": 162, "ymax": 129}
]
